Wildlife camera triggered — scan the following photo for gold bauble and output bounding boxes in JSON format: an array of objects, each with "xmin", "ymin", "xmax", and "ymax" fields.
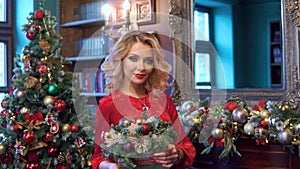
[
  {"xmin": 62, "ymin": 124, "xmax": 70, "ymax": 132},
  {"xmin": 43, "ymin": 96, "xmax": 55, "ymax": 106},
  {"xmin": 211, "ymin": 128, "xmax": 224, "ymax": 139},
  {"xmin": 259, "ymin": 109, "xmax": 270, "ymax": 119},
  {"xmin": 0, "ymin": 144, "xmax": 7, "ymax": 154}
]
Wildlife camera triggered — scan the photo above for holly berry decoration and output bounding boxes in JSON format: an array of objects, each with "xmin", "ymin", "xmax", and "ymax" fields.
[
  {"xmin": 70, "ymin": 124, "xmax": 79, "ymax": 133},
  {"xmin": 47, "ymin": 145, "xmax": 59, "ymax": 157},
  {"xmin": 141, "ymin": 123, "xmax": 151, "ymax": 135},
  {"xmin": 26, "ymin": 161, "xmax": 41, "ymax": 169},
  {"xmin": 34, "ymin": 10, "xmax": 44, "ymax": 19},
  {"xmin": 26, "ymin": 32, "xmax": 36, "ymax": 40},
  {"xmin": 55, "ymin": 99, "xmax": 66, "ymax": 112},
  {"xmin": 23, "ymin": 130, "xmax": 36, "ymax": 144}
]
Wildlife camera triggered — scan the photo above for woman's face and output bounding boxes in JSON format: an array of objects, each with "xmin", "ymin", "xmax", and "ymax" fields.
[{"xmin": 122, "ymin": 41, "xmax": 154, "ymax": 87}]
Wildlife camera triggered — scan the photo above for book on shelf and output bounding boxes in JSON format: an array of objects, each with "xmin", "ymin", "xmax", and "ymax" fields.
[
  {"xmin": 73, "ymin": 67, "xmax": 105, "ymax": 93},
  {"xmin": 73, "ymin": 1, "xmax": 105, "ymax": 21},
  {"xmin": 74, "ymin": 36, "xmax": 109, "ymax": 57}
]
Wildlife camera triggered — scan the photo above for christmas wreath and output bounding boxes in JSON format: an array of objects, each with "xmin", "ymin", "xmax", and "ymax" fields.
[{"xmin": 100, "ymin": 112, "xmax": 177, "ymax": 169}]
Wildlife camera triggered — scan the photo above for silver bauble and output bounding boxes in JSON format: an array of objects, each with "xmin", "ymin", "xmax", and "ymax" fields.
[
  {"xmin": 277, "ymin": 129, "xmax": 293, "ymax": 145},
  {"xmin": 232, "ymin": 107, "xmax": 249, "ymax": 124},
  {"xmin": 181, "ymin": 100, "xmax": 195, "ymax": 113},
  {"xmin": 243, "ymin": 122, "xmax": 254, "ymax": 135},
  {"xmin": 211, "ymin": 128, "xmax": 224, "ymax": 139}
]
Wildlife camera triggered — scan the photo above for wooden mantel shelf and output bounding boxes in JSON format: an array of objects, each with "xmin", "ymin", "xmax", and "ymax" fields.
[{"xmin": 191, "ymin": 136, "xmax": 300, "ymax": 169}]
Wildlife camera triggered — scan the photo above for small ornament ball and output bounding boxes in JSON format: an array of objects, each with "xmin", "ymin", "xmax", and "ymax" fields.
[
  {"xmin": 48, "ymin": 83, "xmax": 59, "ymax": 95},
  {"xmin": 34, "ymin": 10, "xmax": 44, "ymax": 19},
  {"xmin": 43, "ymin": 96, "xmax": 55, "ymax": 106},
  {"xmin": 211, "ymin": 128, "xmax": 224, "ymax": 139},
  {"xmin": 244, "ymin": 122, "xmax": 254, "ymax": 135},
  {"xmin": 277, "ymin": 129, "xmax": 293, "ymax": 145},
  {"xmin": 70, "ymin": 124, "xmax": 79, "ymax": 132},
  {"xmin": 26, "ymin": 32, "xmax": 36, "ymax": 40},
  {"xmin": 47, "ymin": 145, "xmax": 59, "ymax": 157},
  {"xmin": 62, "ymin": 124, "xmax": 70, "ymax": 132},
  {"xmin": 55, "ymin": 99, "xmax": 66, "ymax": 112},
  {"xmin": 232, "ymin": 107, "xmax": 249, "ymax": 124},
  {"xmin": 141, "ymin": 123, "xmax": 151, "ymax": 135},
  {"xmin": 23, "ymin": 130, "xmax": 36, "ymax": 144},
  {"xmin": 123, "ymin": 142, "xmax": 134, "ymax": 152},
  {"xmin": 0, "ymin": 144, "xmax": 7, "ymax": 154}
]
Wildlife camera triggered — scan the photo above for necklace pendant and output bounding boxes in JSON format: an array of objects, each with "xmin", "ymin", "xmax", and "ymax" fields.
[{"xmin": 143, "ymin": 105, "xmax": 149, "ymax": 112}]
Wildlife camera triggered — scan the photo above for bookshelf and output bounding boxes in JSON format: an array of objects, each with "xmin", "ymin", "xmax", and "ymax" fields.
[
  {"xmin": 269, "ymin": 21, "xmax": 282, "ymax": 88},
  {"xmin": 59, "ymin": 0, "xmax": 109, "ymax": 112}
]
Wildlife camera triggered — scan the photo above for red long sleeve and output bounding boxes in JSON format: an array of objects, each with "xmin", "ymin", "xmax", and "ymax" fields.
[{"xmin": 90, "ymin": 90, "xmax": 196, "ymax": 169}]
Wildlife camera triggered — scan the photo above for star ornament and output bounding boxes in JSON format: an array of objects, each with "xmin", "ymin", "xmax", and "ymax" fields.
[{"xmin": 14, "ymin": 139, "xmax": 25, "ymax": 155}]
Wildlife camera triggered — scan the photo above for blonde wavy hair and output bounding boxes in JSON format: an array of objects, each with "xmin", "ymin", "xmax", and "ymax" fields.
[{"xmin": 101, "ymin": 30, "xmax": 172, "ymax": 94}]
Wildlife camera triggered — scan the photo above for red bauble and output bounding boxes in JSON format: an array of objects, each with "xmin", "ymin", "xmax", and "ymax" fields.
[
  {"xmin": 56, "ymin": 164, "xmax": 68, "ymax": 169},
  {"xmin": 225, "ymin": 101, "xmax": 238, "ymax": 112},
  {"xmin": 43, "ymin": 132, "xmax": 54, "ymax": 142},
  {"xmin": 23, "ymin": 130, "xmax": 36, "ymax": 144},
  {"xmin": 141, "ymin": 124, "xmax": 151, "ymax": 135},
  {"xmin": 1, "ymin": 98, "xmax": 9, "ymax": 108},
  {"xmin": 26, "ymin": 32, "xmax": 36, "ymax": 40},
  {"xmin": 70, "ymin": 124, "xmax": 79, "ymax": 133},
  {"xmin": 123, "ymin": 142, "xmax": 134, "ymax": 152},
  {"xmin": 26, "ymin": 161, "xmax": 40, "ymax": 169},
  {"xmin": 50, "ymin": 123, "xmax": 59, "ymax": 134},
  {"xmin": 47, "ymin": 145, "xmax": 59, "ymax": 157},
  {"xmin": 55, "ymin": 100, "xmax": 66, "ymax": 112},
  {"xmin": 35, "ymin": 24, "xmax": 41, "ymax": 29},
  {"xmin": 34, "ymin": 10, "xmax": 44, "ymax": 19}
]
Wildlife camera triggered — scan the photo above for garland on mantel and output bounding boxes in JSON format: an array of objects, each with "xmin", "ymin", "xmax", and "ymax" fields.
[{"xmin": 178, "ymin": 97, "xmax": 300, "ymax": 159}]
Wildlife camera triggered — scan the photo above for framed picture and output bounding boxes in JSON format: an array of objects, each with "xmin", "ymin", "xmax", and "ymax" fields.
[
  {"xmin": 135, "ymin": 0, "xmax": 155, "ymax": 25},
  {"xmin": 112, "ymin": 0, "xmax": 156, "ymax": 27}
]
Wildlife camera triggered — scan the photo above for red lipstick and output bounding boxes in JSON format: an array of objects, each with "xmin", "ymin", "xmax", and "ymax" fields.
[{"xmin": 135, "ymin": 74, "xmax": 145, "ymax": 79}]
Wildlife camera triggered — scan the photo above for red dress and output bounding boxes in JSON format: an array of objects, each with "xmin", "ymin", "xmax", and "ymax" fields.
[{"xmin": 90, "ymin": 90, "xmax": 196, "ymax": 169}]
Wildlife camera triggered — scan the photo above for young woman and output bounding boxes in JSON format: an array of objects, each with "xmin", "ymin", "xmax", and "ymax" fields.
[{"xmin": 90, "ymin": 30, "xmax": 195, "ymax": 169}]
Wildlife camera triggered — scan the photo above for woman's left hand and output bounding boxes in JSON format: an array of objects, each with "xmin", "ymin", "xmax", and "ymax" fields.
[{"xmin": 151, "ymin": 144, "xmax": 179, "ymax": 168}]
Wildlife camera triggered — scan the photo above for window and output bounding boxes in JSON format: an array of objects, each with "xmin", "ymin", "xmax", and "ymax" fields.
[
  {"xmin": 0, "ymin": 0, "xmax": 13, "ymax": 93},
  {"xmin": 194, "ymin": 6, "xmax": 214, "ymax": 89}
]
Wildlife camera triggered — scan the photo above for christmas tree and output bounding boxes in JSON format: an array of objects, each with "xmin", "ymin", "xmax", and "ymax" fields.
[{"xmin": 0, "ymin": 1, "xmax": 94, "ymax": 168}]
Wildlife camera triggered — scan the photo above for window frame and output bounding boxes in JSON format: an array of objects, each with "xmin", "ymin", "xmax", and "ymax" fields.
[
  {"xmin": 194, "ymin": 5, "xmax": 216, "ymax": 89},
  {"xmin": 0, "ymin": 0, "xmax": 13, "ymax": 92}
]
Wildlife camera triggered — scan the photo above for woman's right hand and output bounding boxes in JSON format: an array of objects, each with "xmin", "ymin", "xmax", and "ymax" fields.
[{"xmin": 98, "ymin": 161, "xmax": 119, "ymax": 169}]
